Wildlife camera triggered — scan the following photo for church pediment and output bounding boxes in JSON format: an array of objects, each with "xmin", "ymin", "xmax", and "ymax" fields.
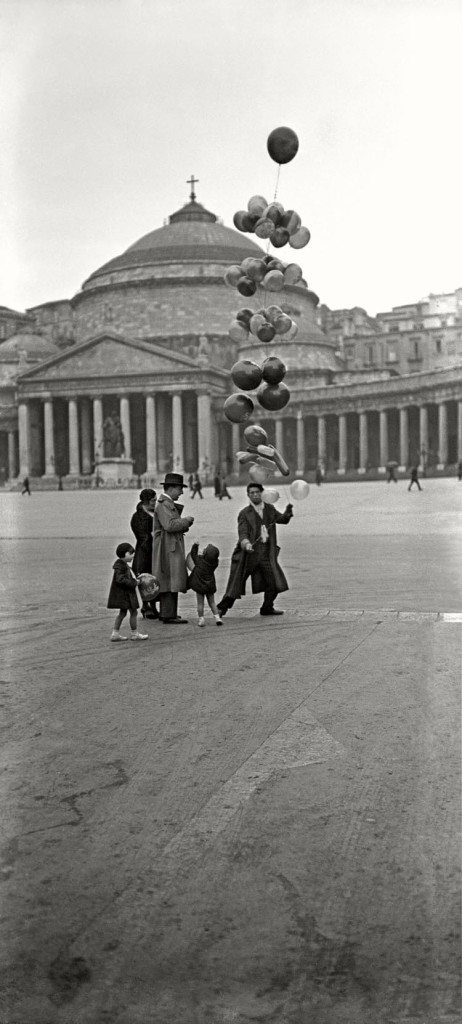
[{"xmin": 17, "ymin": 333, "xmax": 200, "ymax": 381}]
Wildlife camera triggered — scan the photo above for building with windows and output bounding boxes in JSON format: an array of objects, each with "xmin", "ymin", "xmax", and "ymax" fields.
[{"xmin": 1, "ymin": 190, "xmax": 461, "ymax": 486}]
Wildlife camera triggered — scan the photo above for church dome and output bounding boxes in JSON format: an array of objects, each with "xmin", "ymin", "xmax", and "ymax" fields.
[{"xmin": 82, "ymin": 199, "xmax": 265, "ymax": 289}]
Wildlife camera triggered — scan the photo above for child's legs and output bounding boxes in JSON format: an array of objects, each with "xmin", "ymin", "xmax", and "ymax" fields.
[
  {"xmin": 196, "ymin": 594, "xmax": 205, "ymax": 617},
  {"xmin": 129, "ymin": 611, "xmax": 138, "ymax": 630},
  {"xmin": 114, "ymin": 610, "xmax": 127, "ymax": 630},
  {"xmin": 206, "ymin": 594, "xmax": 220, "ymax": 615}
]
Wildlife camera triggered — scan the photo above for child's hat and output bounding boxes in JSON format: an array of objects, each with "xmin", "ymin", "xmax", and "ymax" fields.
[
  {"xmin": 116, "ymin": 542, "xmax": 134, "ymax": 557},
  {"xmin": 203, "ymin": 543, "xmax": 219, "ymax": 564}
]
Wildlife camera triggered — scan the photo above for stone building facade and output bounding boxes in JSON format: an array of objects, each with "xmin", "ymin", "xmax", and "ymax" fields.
[{"xmin": 1, "ymin": 192, "xmax": 461, "ymax": 485}]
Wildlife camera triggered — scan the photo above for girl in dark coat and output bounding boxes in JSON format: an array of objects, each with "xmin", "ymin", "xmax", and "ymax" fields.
[
  {"xmin": 107, "ymin": 542, "xmax": 148, "ymax": 642},
  {"xmin": 130, "ymin": 489, "xmax": 159, "ymax": 618},
  {"xmin": 187, "ymin": 541, "xmax": 223, "ymax": 627}
]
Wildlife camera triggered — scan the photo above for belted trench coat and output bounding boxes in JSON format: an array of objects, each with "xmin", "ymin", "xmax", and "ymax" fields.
[{"xmin": 152, "ymin": 494, "xmax": 192, "ymax": 594}]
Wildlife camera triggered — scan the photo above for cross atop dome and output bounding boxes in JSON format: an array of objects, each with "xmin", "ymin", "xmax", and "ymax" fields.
[{"xmin": 187, "ymin": 174, "xmax": 199, "ymax": 201}]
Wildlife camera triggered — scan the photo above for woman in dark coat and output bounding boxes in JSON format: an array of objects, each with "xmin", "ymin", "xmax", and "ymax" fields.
[{"xmin": 130, "ymin": 488, "xmax": 159, "ymax": 618}]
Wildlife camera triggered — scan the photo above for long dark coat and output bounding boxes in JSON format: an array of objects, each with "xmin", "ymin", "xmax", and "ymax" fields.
[
  {"xmin": 107, "ymin": 559, "xmax": 139, "ymax": 611},
  {"xmin": 130, "ymin": 503, "xmax": 154, "ymax": 575},
  {"xmin": 187, "ymin": 542, "xmax": 219, "ymax": 595},
  {"xmin": 152, "ymin": 495, "xmax": 192, "ymax": 594},
  {"xmin": 222, "ymin": 502, "xmax": 293, "ymax": 601}
]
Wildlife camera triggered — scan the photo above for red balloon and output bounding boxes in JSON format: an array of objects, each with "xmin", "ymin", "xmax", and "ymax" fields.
[
  {"xmin": 267, "ymin": 127, "xmax": 299, "ymax": 165},
  {"xmin": 257, "ymin": 382, "xmax": 291, "ymax": 411},
  {"xmin": 231, "ymin": 359, "xmax": 263, "ymax": 391},
  {"xmin": 261, "ymin": 356, "xmax": 286, "ymax": 384},
  {"xmin": 237, "ymin": 277, "xmax": 257, "ymax": 297},
  {"xmin": 224, "ymin": 394, "xmax": 254, "ymax": 423},
  {"xmin": 244, "ymin": 424, "xmax": 268, "ymax": 447}
]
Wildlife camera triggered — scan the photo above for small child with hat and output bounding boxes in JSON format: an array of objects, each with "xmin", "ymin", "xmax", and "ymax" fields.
[
  {"xmin": 187, "ymin": 541, "xmax": 223, "ymax": 627},
  {"xmin": 107, "ymin": 542, "xmax": 149, "ymax": 642}
]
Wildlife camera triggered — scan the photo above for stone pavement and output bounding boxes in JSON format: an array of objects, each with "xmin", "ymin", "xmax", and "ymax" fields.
[{"xmin": 1, "ymin": 480, "xmax": 461, "ymax": 1023}]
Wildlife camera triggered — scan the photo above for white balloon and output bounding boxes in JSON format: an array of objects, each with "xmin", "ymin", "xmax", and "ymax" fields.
[
  {"xmin": 290, "ymin": 479, "xmax": 310, "ymax": 500},
  {"xmin": 262, "ymin": 488, "xmax": 280, "ymax": 504}
]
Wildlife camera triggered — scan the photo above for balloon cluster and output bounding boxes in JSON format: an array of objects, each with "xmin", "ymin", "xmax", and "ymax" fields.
[
  {"xmin": 224, "ymin": 355, "xmax": 289, "ymax": 421},
  {"xmin": 236, "ymin": 424, "xmax": 290, "ymax": 482},
  {"xmin": 225, "ymin": 254, "xmax": 307, "ymax": 303},
  {"xmin": 228, "ymin": 301, "xmax": 298, "ymax": 346},
  {"xmin": 233, "ymin": 198, "xmax": 310, "ymax": 251}
]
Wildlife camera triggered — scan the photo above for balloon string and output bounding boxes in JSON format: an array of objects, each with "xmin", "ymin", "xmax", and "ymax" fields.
[{"xmin": 273, "ymin": 164, "xmax": 281, "ymax": 201}]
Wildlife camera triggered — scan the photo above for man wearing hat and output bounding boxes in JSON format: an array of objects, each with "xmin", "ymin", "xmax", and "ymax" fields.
[{"xmin": 152, "ymin": 473, "xmax": 194, "ymax": 623}]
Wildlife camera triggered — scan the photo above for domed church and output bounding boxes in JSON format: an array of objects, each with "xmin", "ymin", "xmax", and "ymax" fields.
[{"xmin": 1, "ymin": 182, "xmax": 462, "ymax": 485}]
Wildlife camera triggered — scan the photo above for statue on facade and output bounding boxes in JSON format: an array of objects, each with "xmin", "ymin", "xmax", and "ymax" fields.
[{"xmin": 103, "ymin": 416, "xmax": 125, "ymax": 457}]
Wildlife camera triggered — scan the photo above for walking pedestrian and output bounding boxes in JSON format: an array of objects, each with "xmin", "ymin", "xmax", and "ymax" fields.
[
  {"xmin": 315, "ymin": 464, "xmax": 323, "ymax": 486},
  {"xmin": 21, "ymin": 476, "xmax": 31, "ymax": 496},
  {"xmin": 191, "ymin": 473, "xmax": 203, "ymax": 499},
  {"xmin": 187, "ymin": 541, "xmax": 223, "ymax": 627},
  {"xmin": 458, "ymin": 460, "xmax": 462, "ymax": 482},
  {"xmin": 152, "ymin": 473, "xmax": 194, "ymax": 624},
  {"xmin": 217, "ymin": 482, "xmax": 293, "ymax": 618},
  {"xmin": 107, "ymin": 542, "xmax": 148, "ymax": 642},
  {"xmin": 219, "ymin": 474, "xmax": 232, "ymax": 500},
  {"xmin": 408, "ymin": 466, "xmax": 422, "ymax": 491}
]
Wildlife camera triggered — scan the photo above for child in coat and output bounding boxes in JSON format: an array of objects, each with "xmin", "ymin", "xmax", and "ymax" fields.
[
  {"xmin": 107, "ymin": 542, "xmax": 148, "ymax": 641},
  {"xmin": 187, "ymin": 542, "xmax": 223, "ymax": 627}
]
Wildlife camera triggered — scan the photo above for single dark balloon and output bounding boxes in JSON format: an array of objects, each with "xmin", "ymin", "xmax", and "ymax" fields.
[
  {"xmin": 236, "ymin": 307, "xmax": 254, "ymax": 325},
  {"xmin": 267, "ymin": 126, "xmax": 299, "ymax": 165},
  {"xmin": 257, "ymin": 323, "xmax": 276, "ymax": 343},
  {"xmin": 223, "ymin": 393, "xmax": 254, "ymax": 423},
  {"xmin": 257, "ymin": 381, "xmax": 291, "ymax": 411},
  {"xmin": 237, "ymin": 277, "xmax": 257, "ymax": 297},
  {"xmin": 244, "ymin": 424, "xmax": 268, "ymax": 448},
  {"xmin": 270, "ymin": 227, "xmax": 290, "ymax": 248},
  {"xmin": 261, "ymin": 356, "xmax": 287, "ymax": 384},
  {"xmin": 231, "ymin": 359, "xmax": 263, "ymax": 391}
]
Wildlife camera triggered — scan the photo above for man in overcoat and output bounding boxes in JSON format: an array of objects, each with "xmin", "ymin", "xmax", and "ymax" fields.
[
  {"xmin": 217, "ymin": 482, "xmax": 293, "ymax": 618},
  {"xmin": 152, "ymin": 473, "xmax": 194, "ymax": 623}
]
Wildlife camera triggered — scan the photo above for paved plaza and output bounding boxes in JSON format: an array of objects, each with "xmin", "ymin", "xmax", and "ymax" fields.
[{"xmin": 1, "ymin": 479, "xmax": 461, "ymax": 1023}]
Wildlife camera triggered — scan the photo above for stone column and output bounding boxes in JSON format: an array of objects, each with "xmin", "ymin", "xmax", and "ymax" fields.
[
  {"xmin": 120, "ymin": 396, "xmax": 131, "ymax": 459},
  {"xmin": 458, "ymin": 401, "xmax": 462, "ymax": 460},
  {"xmin": 317, "ymin": 416, "xmax": 326, "ymax": 468},
  {"xmin": 399, "ymin": 407, "xmax": 409, "ymax": 469},
  {"xmin": 18, "ymin": 401, "xmax": 30, "ymax": 477},
  {"xmin": 231, "ymin": 423, "xmax": 240, "ymax": 469},
  {"xmin": 80, "ymin": 398, "xmax": 92, "ymax": 474},
  {"xmin": 338, "ymin": 413, "xmax": 347, "ymax": 474},
  {"xmin": 296, "ymin": 411, "xmax": 305, "ymax": 475},
  {"xmin": 419, "ymin": 405, "xmax": 428, "ymax": 470},
  {"xmin": 172, "ymin": 393, "xmax": 184, "ymax": 474},
  {"xmin": 197, "ymin": 392, "xmax": 212, "ymax": 471},
  {"xmin": 379, "ymin": 409, "xmax": 388, "ymax": 469},
  {"xmin": 146, "ymin": 395, "xmax": 158, "ymax": 474},
  {"xmin": 8, "ymin": 431, "xmax": 17, "ymax": 479},
  {"xmin": 359, "ymin": 412, "xmax": 368, "ymax": 473},
  {"xmin": 93, "ymin": 397, "xmax": 103, "ymax": 461},
  {"xmin": 68, "ymin": 398, "xmax": 80, "ymax": 476},
  {"xmin": 43, "ymin": 398, "xmax": 55, "ymax": 476},
  {"xmin": 437, "ymin": 402, "xmax": 448, "ymax": 468}
]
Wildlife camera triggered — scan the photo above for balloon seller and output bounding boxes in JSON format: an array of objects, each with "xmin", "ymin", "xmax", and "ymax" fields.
[{"xmin": 216, "ymin": 482, "xmax": 293, "ymax": 618}]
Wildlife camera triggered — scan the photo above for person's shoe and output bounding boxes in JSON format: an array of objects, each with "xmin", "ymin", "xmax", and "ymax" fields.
[
  {"xmin": 260, "ymin": 608, "xmax": 284, "ymax": 616},
  {"xmin": 197, "ymin": 616, "xmax": 205, "ymax": 627},
  {"xmin": 216, "ymin": 603, "xmax": 227, "ymax": 617},
  {"xmin": 130, "ymin": 631, "xmax": 149, "ymax": 640},
  {"xmin": 111, "ymin": 633, "xmax": 128, "ymax": 642},
  {"xmin": 162, "ymin": 617, "xmax": 189, "ymax": 624},
  {"xmin": 214, "ymin": 615, "xmax": 223, "ymax": 626}
]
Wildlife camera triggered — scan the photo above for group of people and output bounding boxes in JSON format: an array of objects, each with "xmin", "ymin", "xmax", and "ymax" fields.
[{"xmin": 107, "ymin": 472, "xmax": 293, "ymax": 640}]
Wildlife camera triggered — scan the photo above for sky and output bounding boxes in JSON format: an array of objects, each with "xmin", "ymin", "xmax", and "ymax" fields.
[{"xmin": 1, "ymin": 0, "xmax": 461, "ymax": 317}]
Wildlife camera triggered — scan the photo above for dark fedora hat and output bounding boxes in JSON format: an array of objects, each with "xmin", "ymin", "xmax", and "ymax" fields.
[{"xmin": 161, "ymin": 472, "xmax": 185, "ymax": 489}]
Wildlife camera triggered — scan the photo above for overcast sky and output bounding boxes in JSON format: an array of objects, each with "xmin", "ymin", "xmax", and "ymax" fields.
[{"xmin": 1, "ymin": 0, "xmax": 461, "ymax": 316}]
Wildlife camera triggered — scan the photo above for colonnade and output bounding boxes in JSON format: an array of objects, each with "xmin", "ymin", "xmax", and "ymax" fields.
[{"xmin": 15, "ymin": 389, "xmax": 215, "ymax": 479}]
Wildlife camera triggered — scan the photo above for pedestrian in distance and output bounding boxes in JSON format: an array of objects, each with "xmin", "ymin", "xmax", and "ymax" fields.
[
  {"xmin": 219, "ymin": 474, "xmax": 232, "ymax": 500},
  {"xmin": 315, "ymin": 464, "xmax": 323, "ymax": 486},
  {"xmin": 21, "ymin": 476, "xmax": 31, "ymax": 495},
  {"xmin": 152, "ymin": 473, "xmax": 194, "ymax": 624},
  {"xmin": 386, "ymin": 467, "xmax": 398, "ymax": 483},
  {"xmin": 188, "ymin": 473, "xmax": 194, "ymax": 495},
  {"xmin": 217, "ymin": 482, "xmax": 293, "ymax": 618},
  {"xmin": 213, "ymin": 471, "xmax": 221, "ymax": 498},
  {"xmin": 130, "ymin": 488, "xmax": 159, "ymax": 619},
  {"xmin": 408, "ymin": 466, "xmax": 422, "ymax": 491},
  {"xmin": 187, "ymin": 541, "xmax": 223, "ymax": 627},
  {"xmin": 107, "ymin": 542, "xmax": 148, "ymax": 642},
  {"xmin": 458, "ymin": 460, "xmax": 462, "ymax": 481},
  {"xmin": 191, "ymin": 473, "xmax": 203, "ymax": 499}
]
